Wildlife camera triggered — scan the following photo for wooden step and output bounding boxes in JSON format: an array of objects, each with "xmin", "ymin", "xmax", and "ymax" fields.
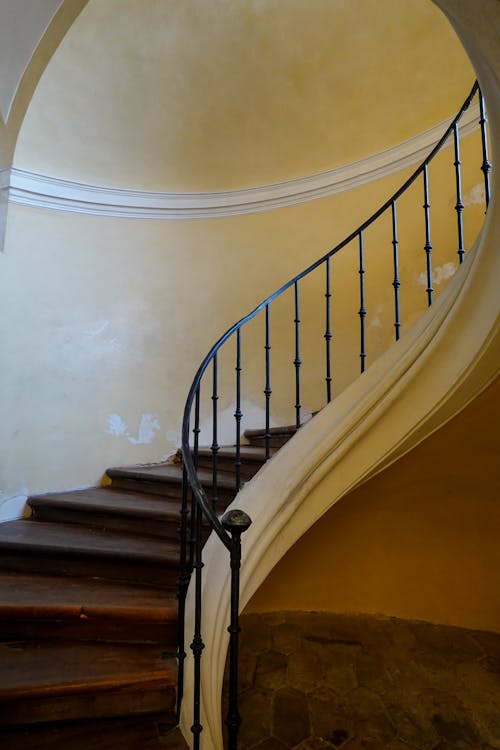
[
  {"xmin": 0, "ymin": 572, "xmax": 178, "ymax": 643},
  {"xmin": 0, "ymin": 521, "xmax": 179, "ymax": 586},
  {"xmin": 194, "ymin": 445, "xmax": 271, "ymax": 480},
  {"xmin": 243, "ymin": 424, "xmax": 298, "ymax": 448},
  {"xmin": 0, "ymin": 718, "xmax": 187, "ymax": 750},
  {"xmin": 0, "ymin": 641, "xmax": 177, "ymax": 725},
  {"xmin": 29, "ymin": 488, "xmax": 182, "ymax": 540},
  {"xmin": 106, "ymin": 463, "xmax": 240, "ymax": 507}
]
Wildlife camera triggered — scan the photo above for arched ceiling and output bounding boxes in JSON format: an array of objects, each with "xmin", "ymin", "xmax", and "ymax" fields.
[{"xmin": 14, "ymin": 0, "xmax": 474, "ymax": 192}]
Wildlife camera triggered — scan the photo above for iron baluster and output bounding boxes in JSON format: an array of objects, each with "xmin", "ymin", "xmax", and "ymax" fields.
[
  {"xmin": 190, "ymin": 495, "xmax": 204, "ymax": 750},
  {"xmin": 453, "ymin": 123, "xmax": 465, "ymax": 263},
  {"xmin": 358, "ymin": 232, "xmax": 367, "ymax": 373},
  {"xmin": 391, "ymin": 200, "xmax": 401, "ymax": 340},
  {"xmin": 222, "ymin": 509, "xmax": 252, "ymax": 750},
  {"xmin": 423, "ymin": 165, "xmax": 434, "ymax": 306},
  {"xmin": 324, "ymin": 256, "xmax": 332, "ymax": 403},
  {"xmin": 264, "ymin": 304, "xmax": 272, "ymax": 460},
  {"xmin": 211, "ymin": 354, "xmax": 220, "ymax": 513},
  {"xmin": 176, "ymin": 463, "xmax": 190, "ymax": 717},
  {"xmin": 234, "ymin": 329, "xmax": 243, "ymax": 492},
  {"xmin": 479, "ymin": 87, "xmax": 491, "ymax": 210},
  {"xmin": 189, "ymin": 387, "xmax": 201, "ymax": 571},
  {"xmin": 293, "ymin": 280, "xmax": 302, "ymax": 429}
]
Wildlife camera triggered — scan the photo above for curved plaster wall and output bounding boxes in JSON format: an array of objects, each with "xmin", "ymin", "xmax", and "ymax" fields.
[
  {"xmin": 13, "ymin": 0, "xmax": 473, "ymax": 191},
  {"xmin": 247, "ymin": 377, "xmax": 500, "ymax": 632},
  {"xmin": 179, "ymin": 1, "xmax": 500, "ymax": 747}
]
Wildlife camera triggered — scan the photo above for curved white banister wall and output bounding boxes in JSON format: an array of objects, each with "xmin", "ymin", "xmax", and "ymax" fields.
[{"xmin": 180, "ymin": 0, "xmax": 500, "ymax": 747}]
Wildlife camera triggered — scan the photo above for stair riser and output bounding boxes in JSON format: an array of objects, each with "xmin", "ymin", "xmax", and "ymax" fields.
[
  {"xmin": 29, "ymin": 506, "xmax": 180, "ymax": 541},
  {"xmin": 245, "ymin": 435, "xmax": 292, "ymax": 449},
  {"xmin": 0, "ymin": 618, "xmax": 178, "ymax": 645},
  {"xmin": 195, "ymin": 455, "xmax": 264, "ymax": 480},
  {"xmin": 108, "ymin": 476, "xmax": 238, "ymax": 506},
  {"xmin": 0, "ymin": 552, "xmax": 179, "ymax": 588},
  {"xmin": 0, "ymin": 686, "xmax": 176, "ymax": 726}
]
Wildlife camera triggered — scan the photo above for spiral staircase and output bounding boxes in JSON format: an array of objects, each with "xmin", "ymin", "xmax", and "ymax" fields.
[{"xmin": 0, "ymin": 2, "xmax": 499, "ymax": 749}]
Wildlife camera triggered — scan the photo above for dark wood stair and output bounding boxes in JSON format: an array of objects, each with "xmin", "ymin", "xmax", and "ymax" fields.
[{"xmin": 0, "ymin": 428, "xmax": 293, "ymax": 748}]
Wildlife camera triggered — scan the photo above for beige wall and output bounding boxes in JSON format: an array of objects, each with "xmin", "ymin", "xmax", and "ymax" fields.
[
  {"xmin": 14, "ymin": 0, "xmax": 473, "ymax": 191},
  {"xmin": 247, "ymin": 377, "xmax": 500, "ymax": 633}
]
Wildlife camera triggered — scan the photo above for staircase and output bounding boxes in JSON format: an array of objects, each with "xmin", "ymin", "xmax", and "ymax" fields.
[{"xmin": 0, "ymin": 429, "xmax": 293, "ymax": 749}]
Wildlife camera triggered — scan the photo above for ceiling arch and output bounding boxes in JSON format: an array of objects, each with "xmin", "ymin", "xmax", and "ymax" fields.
[{"xmin": 13, "ymin": 0, "xmax": 475, "ymax": 193}]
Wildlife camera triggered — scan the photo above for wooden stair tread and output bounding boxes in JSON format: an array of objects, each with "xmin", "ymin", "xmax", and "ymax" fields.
[
  {"xmin": 106, "ymin": 463, "xmax": 237, "ymax": 489},
  {"xmin": 0, "ymin": 641, "xmax": 177, "ymax": 700},
  {"xmin": 0, "ymin": 521, "xmax": 179, "ymax": 564},
  {"xmin": 0, "ymin": 718, "xmax": 187, "ymax": 750},
  {"xmin": 0, "ymin": 572, "xmax": 177, "ymax": 621},
  {"xmin": 29, "ymin": 488, "xmax": 182, "ymax": 519},
  {"xmin": 196, "ymin": 445, "xmax": 272, "ymax": 461},
  {"xmin": 243, "ymin": 424, "xmax": 298, "ymax": 437}
]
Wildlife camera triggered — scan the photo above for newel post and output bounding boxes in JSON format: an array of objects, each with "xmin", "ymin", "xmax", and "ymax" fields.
[{"xmin": 221, "ymin": 508, "xmax": 252, "ymax": 750}]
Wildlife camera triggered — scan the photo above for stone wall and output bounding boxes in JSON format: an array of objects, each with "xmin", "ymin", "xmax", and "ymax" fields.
[{"xmin": 223, "ymin": 612, "xmax": 500, "ymax": 749}]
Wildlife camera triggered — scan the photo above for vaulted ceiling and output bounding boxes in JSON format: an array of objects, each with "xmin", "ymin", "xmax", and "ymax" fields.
[{"xmin": 5, "ymin": 0, "xmax": 474, "ymax": 191}]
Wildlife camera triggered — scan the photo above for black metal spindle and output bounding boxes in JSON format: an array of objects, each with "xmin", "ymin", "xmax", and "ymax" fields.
[
  {"xmin": 189, "ymin": 387, "xmax": 201, "ymax": 570},
  {"xmin": 234, "ymin": 329, "xmax": 243, "ymax": 492},
  {"xmin": 264, "ymin": 304, "xmax": 272, "ymax": 460},
  {"xmin": 211, "ymin": 354, "xmax": 219, "ymax": 512},
  {"xmin": 422, "ymin": 165, "xmax": 434, "ymax": 306},
  {"xmin": 479, "ymin": 87, "xmax": 491, "ymax": 210},
  {"xmin": 222, "ymin": 509, "xmax": 252, "ymax": 750},
  {"xmin": 193, "ymin": 386, "xmax": 201, "ymax": 470},
  {"xmin": 358, "ymin": 232, "xmax": 366, "ymax": 373},
  {"xmin": 190, "ymin": 496, "xmax": 204, "ymax": 750},
  {"xmin": 324, "ymin": 256, "xmax": 332, "ymax": 403},
  {"xmin": 293, "ymin": 281, "xmax": 302, "ymax": 429},
  {"xmin": 176, "ymin": 463, "xmax": 190, "ymax": 717},
  {"xmin": 453, "ymin": 123, "xmax": 466, "ymax": 263},
  {"xmin": 391, "ymin": 200, "xmax": 401, "ymax": 340}
]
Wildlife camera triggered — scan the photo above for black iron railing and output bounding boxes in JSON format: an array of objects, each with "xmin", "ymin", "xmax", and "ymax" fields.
[{"xmin": 177, "ymin": 81, "xmax": 491, "ymax": 749}]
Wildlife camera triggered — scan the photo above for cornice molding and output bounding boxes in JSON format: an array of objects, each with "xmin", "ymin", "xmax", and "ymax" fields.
[{"xmin": 7, "ymin": 103, "xmax": 479, "ymax": 219}]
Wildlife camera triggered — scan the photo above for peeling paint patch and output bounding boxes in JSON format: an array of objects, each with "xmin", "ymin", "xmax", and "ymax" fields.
[
  {"xmin": 128, "ymin": 414, "xmax": 161, "ymax": 445},
  {"xmin": 0, "ymin": 494, "xmax": 28, "ymax": 522},
  {"xmin": 108, "ymin": 413, "xmax": 128, "ymax": 437},
  {"xmin": 369, "ymin": 305, "xmax": 383, "ymax": 328},
  {"xmin": 417, "ymin": 262, "xmax": 456, "ymax": 288},
  {"xmin": 107, "ymin": 413, "xmax": 161, "ymax": 445},
  {"xmin": 463, "ymin": 182, "xmax": 485, "ymax": 207},
  {"xmin": 86, "ymin": 319, "xmax": 110, "ymax": 337}
]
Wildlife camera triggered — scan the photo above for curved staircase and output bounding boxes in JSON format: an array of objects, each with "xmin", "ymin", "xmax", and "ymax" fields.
[{"xmin": 0, "ymin": 429, "xmax": 289, "ymax": 749}]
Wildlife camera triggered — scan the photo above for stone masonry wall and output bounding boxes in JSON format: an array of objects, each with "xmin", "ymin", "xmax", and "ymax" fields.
[{"xmin": 223, "ymin": 612, "xmax": 500, "ymax": 750}]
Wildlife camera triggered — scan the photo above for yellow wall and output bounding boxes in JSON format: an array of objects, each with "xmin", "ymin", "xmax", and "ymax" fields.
[
  {"xmin": 14, "ymin": 0, "xmax": 473, "ymax": 190},
  {"xmin": 247, "ymin": 377, "xmax": 500, "ymax": 634}
]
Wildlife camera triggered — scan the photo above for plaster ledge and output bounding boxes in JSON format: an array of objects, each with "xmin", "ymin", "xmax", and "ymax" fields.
[{"xmin": 7, "ymin": 102, "xmax": 479, "ymax": 219}]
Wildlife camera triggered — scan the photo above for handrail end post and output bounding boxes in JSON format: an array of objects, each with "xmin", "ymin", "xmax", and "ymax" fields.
[{"xmin": 221, "ymin": 509, "xmax": 252, "ymax": 750}]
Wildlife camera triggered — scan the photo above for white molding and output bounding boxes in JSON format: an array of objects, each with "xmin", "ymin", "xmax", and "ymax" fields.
[{"xmin": 7, "ymin": 103, "xmax": 479, "ymax": 219}]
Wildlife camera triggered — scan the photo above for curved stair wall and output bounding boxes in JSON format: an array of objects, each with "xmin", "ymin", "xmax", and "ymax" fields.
[
  {"xmin": 247, "ymin": 376, "xmax": 500, "ymax": 631},
  {"xmin": 179, "ymin": 1, "xmax": 500, "ymax": 746}
]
